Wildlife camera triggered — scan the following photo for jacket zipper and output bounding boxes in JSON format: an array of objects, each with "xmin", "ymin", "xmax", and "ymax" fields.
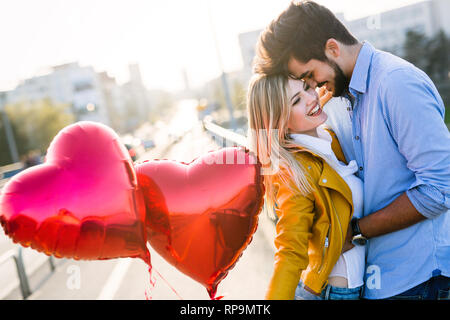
[
  {"xmin": 317, "ymin": 224, "xmax": 330, "ymax": 274},
  {"xmin": 317, "ymin": 201, "xmax": 344, "ymax": 274},
  {"xmin": 331, "ymin": 200, "xmax": 344, "ymax": 248}
]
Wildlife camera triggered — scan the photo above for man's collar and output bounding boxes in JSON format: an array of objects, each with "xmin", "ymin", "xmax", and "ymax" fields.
[{"xmin": 349, "ymin": 41, "xmax": 375, "ymax": 95}]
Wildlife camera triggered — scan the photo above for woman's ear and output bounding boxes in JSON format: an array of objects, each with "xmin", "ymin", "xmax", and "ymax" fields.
[{"xmin": 324, "ymin": 38, "xmax": 341, "ymax": 59}]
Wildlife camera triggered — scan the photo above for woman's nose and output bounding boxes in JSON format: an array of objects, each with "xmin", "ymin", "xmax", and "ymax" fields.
[{"xmin": 303, "ymin": 90, "xmax": 317, "ymax": 105}]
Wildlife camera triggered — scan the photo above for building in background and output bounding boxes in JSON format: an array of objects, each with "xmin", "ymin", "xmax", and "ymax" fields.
[
  {"xmin": 3, "ymin": 62, "xmax": 155, "ymax": 134},
  {"xmin": 6, "ymin": 62, "xmax": 112, "ymax": 125},
  {"xmin": 238, "ymin": 29, "xmax": 263, "ymax": 79},
  {"xmin": 120, "ymin": 64, "xmax": 151, "ymax": 132},
  {"xmin": 343, "ymin": 0, "xmax": 450, "ymax": 54},
  {"xmin": 97, "ymin": 70, "xmax": 126, "ymax": 131}
]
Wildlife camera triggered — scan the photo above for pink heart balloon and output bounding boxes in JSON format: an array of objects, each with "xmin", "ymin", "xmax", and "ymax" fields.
[{"xmin": 0, "ymin": 121, "xmax": 149, "ymax": 262}]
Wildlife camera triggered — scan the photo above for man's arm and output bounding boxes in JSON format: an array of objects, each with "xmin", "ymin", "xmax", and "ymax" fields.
[
  {"xmin": 358, "ymin": 192, "xmax": 425, "ymax": 238},
  {"xmin": 379, "ymin": 68, "xmax": 450, "ymax": 220},
  {"xmin": 343, "ymin": 192, "xmax": 425, "ymax": 251},
  {"xmin": 342, "ymin": 67, "xmax": 450, "ymax": 252}
]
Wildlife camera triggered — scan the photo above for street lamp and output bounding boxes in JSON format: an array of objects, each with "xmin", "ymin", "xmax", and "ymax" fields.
[
  {"xmin": 0, "ymin": 92, "xmax": 20, "ymax": 163},
  {"xmin": 207, "ymin": 1, "xmax": 237, "ymax": 131}
]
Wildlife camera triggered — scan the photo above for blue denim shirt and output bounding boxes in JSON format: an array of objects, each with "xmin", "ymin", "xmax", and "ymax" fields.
[{"xmin": 326, "ymin": 42, "xmax": 450, "ymax": 299}]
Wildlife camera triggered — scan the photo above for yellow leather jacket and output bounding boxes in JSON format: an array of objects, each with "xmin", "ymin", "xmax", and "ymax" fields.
[{"xmin": 265, "ymin": 129, "xmax": 354, "ymax": 299}]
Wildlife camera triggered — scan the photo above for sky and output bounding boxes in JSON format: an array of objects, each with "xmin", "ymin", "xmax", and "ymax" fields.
[{"xmin": 0, "ymin": 0, "xmax": 425, "ymax": 93}]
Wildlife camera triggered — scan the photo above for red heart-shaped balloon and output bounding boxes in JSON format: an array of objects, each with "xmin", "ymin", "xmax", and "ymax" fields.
[
  {"xmin": 0, "ymin": 122, "xmax": 149, "ymax": 262},
  {"xmin": 136, "ymin": 147, "xmax": 265, "ymax": 298}
]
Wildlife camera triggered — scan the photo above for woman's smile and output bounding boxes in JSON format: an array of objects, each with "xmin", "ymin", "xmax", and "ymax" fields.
[{"xmin": 307, "ymin": 103, "xmax": 322, "ymax": 117}]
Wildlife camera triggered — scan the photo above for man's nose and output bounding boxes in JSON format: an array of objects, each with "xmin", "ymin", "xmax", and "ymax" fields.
[{"xmin": 305, "ymin": 78, "xmax": 318, "ymax": 89}]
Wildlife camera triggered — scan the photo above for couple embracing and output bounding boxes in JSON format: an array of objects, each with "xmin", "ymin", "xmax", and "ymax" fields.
[{"xmin": 246, "ymin": 1, "xmax": 450, "ymax": 300}]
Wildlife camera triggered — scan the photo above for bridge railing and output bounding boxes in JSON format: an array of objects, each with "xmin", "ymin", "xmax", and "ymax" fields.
[{"xmin": 0, "ymin": 247, "xmax": 60, "ymax": 299}]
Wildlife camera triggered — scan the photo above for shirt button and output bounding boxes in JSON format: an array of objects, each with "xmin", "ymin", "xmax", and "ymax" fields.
[
  {"xmin": 355, "ymin": 136, "xmax": 360, "ymax": 140},
  {"xmin": 322, "ymin": 179, "xmax": 327, "ymax": 183},
  {"xmin": 359, "ymin": 166, "xmax": 363, "ymax": 171},
  {"xmin": 308, "ymin": 166, "xmax": 311, "ymax": 170}
]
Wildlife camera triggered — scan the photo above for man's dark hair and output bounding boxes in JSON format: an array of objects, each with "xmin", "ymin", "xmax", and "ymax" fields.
[{"xmin": 254, "ymin": 1, "xmax": 358, "ymax": 76}]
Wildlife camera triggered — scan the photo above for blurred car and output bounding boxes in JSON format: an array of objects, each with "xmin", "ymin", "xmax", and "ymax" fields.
[
  {"xmin": 142, "ymin": 139, "xmax": 155, "ymax": 150},
  {"xmin": 124, "ymin": 143, "xmax": 137, "ymax": 161}
]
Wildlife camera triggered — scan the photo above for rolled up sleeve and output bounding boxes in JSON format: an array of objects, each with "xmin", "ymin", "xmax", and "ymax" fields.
[{"xmin": 406, "ymin": 185, "xmax": 449, "ymax": 219}]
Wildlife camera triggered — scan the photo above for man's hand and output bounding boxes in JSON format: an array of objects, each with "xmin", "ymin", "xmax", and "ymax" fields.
[
  {"xmin": 341, "ymin": 222, "xmax": 355, "ymax": 254},
  {"xmin": 319, "ymin": 87, "xmax": 333, "ymax": 107}
]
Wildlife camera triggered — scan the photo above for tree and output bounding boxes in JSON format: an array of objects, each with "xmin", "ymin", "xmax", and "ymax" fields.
[
  {"xmin": 231, "ymin": 80, "xmax": 247, "ymax": 111},
  {"xmin": 426, "ymin": 30, "xmax": 450, "ymax": 82},
  {"xmin": 402, "ymin": 29, "xmax": 450, "ymax": 125},
  {"xmin": 403, "ymin": 29, "xmax": 429, "ymax": 71},
  {"xmin": 426, "ymin": 30, "xmax": 450, "ymax": 124},
  {"xmin": 0, "ymin": 115, "xmax": 14, "ymax": 165},
  {"xmin": 0, "ymin": 99, "xmax": 74, "ymax": 165}
]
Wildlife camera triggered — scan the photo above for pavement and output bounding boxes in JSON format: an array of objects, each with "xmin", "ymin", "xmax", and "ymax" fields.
[{"xmin": 0, "ymin": 119, "xmax": 277, "ymax": 300}]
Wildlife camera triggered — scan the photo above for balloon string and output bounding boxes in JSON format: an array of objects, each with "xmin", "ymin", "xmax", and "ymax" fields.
[{"xmin": 153, "ymin": 268, "xmax": 184, "ymax": 300}]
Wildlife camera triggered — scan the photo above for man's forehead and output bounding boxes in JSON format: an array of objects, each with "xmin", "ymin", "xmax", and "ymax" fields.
[{"xmin": 287, "ymin": 57, "xmax": 310, "ymax": 79}]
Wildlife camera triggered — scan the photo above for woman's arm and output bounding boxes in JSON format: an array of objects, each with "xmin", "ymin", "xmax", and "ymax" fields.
[{"xmin": 265, "ymin": 177, "xmax": 316, "ymax": 300}]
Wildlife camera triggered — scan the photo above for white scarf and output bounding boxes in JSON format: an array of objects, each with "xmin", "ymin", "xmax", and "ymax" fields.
[{"xmin": 289, "ymin": 124, "xmax": 358, "ymax": 178}]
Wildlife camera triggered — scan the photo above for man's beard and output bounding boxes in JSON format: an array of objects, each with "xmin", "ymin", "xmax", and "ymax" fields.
[{"xmin": 328, "ymin": 59, "xmax": 350, "ymax": 98}]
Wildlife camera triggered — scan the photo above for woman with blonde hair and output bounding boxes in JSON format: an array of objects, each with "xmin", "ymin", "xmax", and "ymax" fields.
[{"xmin": 246, "ymin": 74, "xmax": 365, "ymax": 300}]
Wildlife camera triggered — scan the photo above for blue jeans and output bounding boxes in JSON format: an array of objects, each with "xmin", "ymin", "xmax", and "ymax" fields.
[
  {"xmin": 295, "ymin": 281, "xmax": 362, "ymax": 300},
  {"xmin": 384, "ymin": 275, "xmax": 450, "ymax": 300}
]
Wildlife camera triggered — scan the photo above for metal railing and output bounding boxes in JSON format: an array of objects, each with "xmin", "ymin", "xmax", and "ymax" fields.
[
  {"xmin": 0, "ymin": 246, "xmax": 59, "ymax": 299},
  {"xmin": 0, "ymin": 162, "xmax": 23, "ymax": 180},
  {"xmin": 0, "ymin": 162, "xmax": 23, "ymax": 191},
  {"xmin": 202, "ymin": 116, "xmax": 248, "ymax": 147}
]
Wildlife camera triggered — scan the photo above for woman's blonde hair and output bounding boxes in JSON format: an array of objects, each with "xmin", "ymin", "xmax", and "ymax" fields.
[{"xmin": 246, "ymin": 73, "xmax": 313, "ymax": 218}]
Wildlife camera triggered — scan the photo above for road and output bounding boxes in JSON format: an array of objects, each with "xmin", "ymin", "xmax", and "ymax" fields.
[{"xmin": 0, "ymin": 102, "xmax": 276, "ymax": 300}]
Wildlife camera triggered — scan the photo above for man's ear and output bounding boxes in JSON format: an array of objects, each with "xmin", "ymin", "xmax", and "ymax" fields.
[{"xmin": 324, "ymin": 38, "xmax": 340, "ymax": 59}]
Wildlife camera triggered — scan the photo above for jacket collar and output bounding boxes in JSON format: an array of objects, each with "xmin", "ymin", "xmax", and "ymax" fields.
[
  {"xmin": 290, "ymin": 128, "xmax": 354, "ymax": 206},
  {"xmin": 318, "ymin": 161, "xmax": 354, "ymax": 208},
  {"xmin": 290, "ymin": 126, "xmax": 347, "ymax": 164}
]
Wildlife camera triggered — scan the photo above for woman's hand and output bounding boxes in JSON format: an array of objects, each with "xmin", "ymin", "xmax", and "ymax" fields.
[
  {"xmin": 304, "ymin": 284, "xmax": 321, "ymax": 296},
  {"xmin": 319, "ymin": 87, "xmax": 333, "ymax": 107}
]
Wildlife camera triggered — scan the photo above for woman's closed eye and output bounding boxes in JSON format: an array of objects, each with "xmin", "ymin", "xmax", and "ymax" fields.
[
  {"xmin": 303, "ymin": 81, "xmax": 311, "ymax": 91},
  {"xmin": 291, "ymin": 81, "xmax": 311, "ymax": 107}
]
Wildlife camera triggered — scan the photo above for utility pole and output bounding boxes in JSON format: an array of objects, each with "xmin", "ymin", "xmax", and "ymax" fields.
[
  {"xmin": 0, "ymin": 92, "xmax": 20, "ymax": 163},
  {"xmin": 207, "ymin": 1, "xmax": 237, "ymax": 130}
]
